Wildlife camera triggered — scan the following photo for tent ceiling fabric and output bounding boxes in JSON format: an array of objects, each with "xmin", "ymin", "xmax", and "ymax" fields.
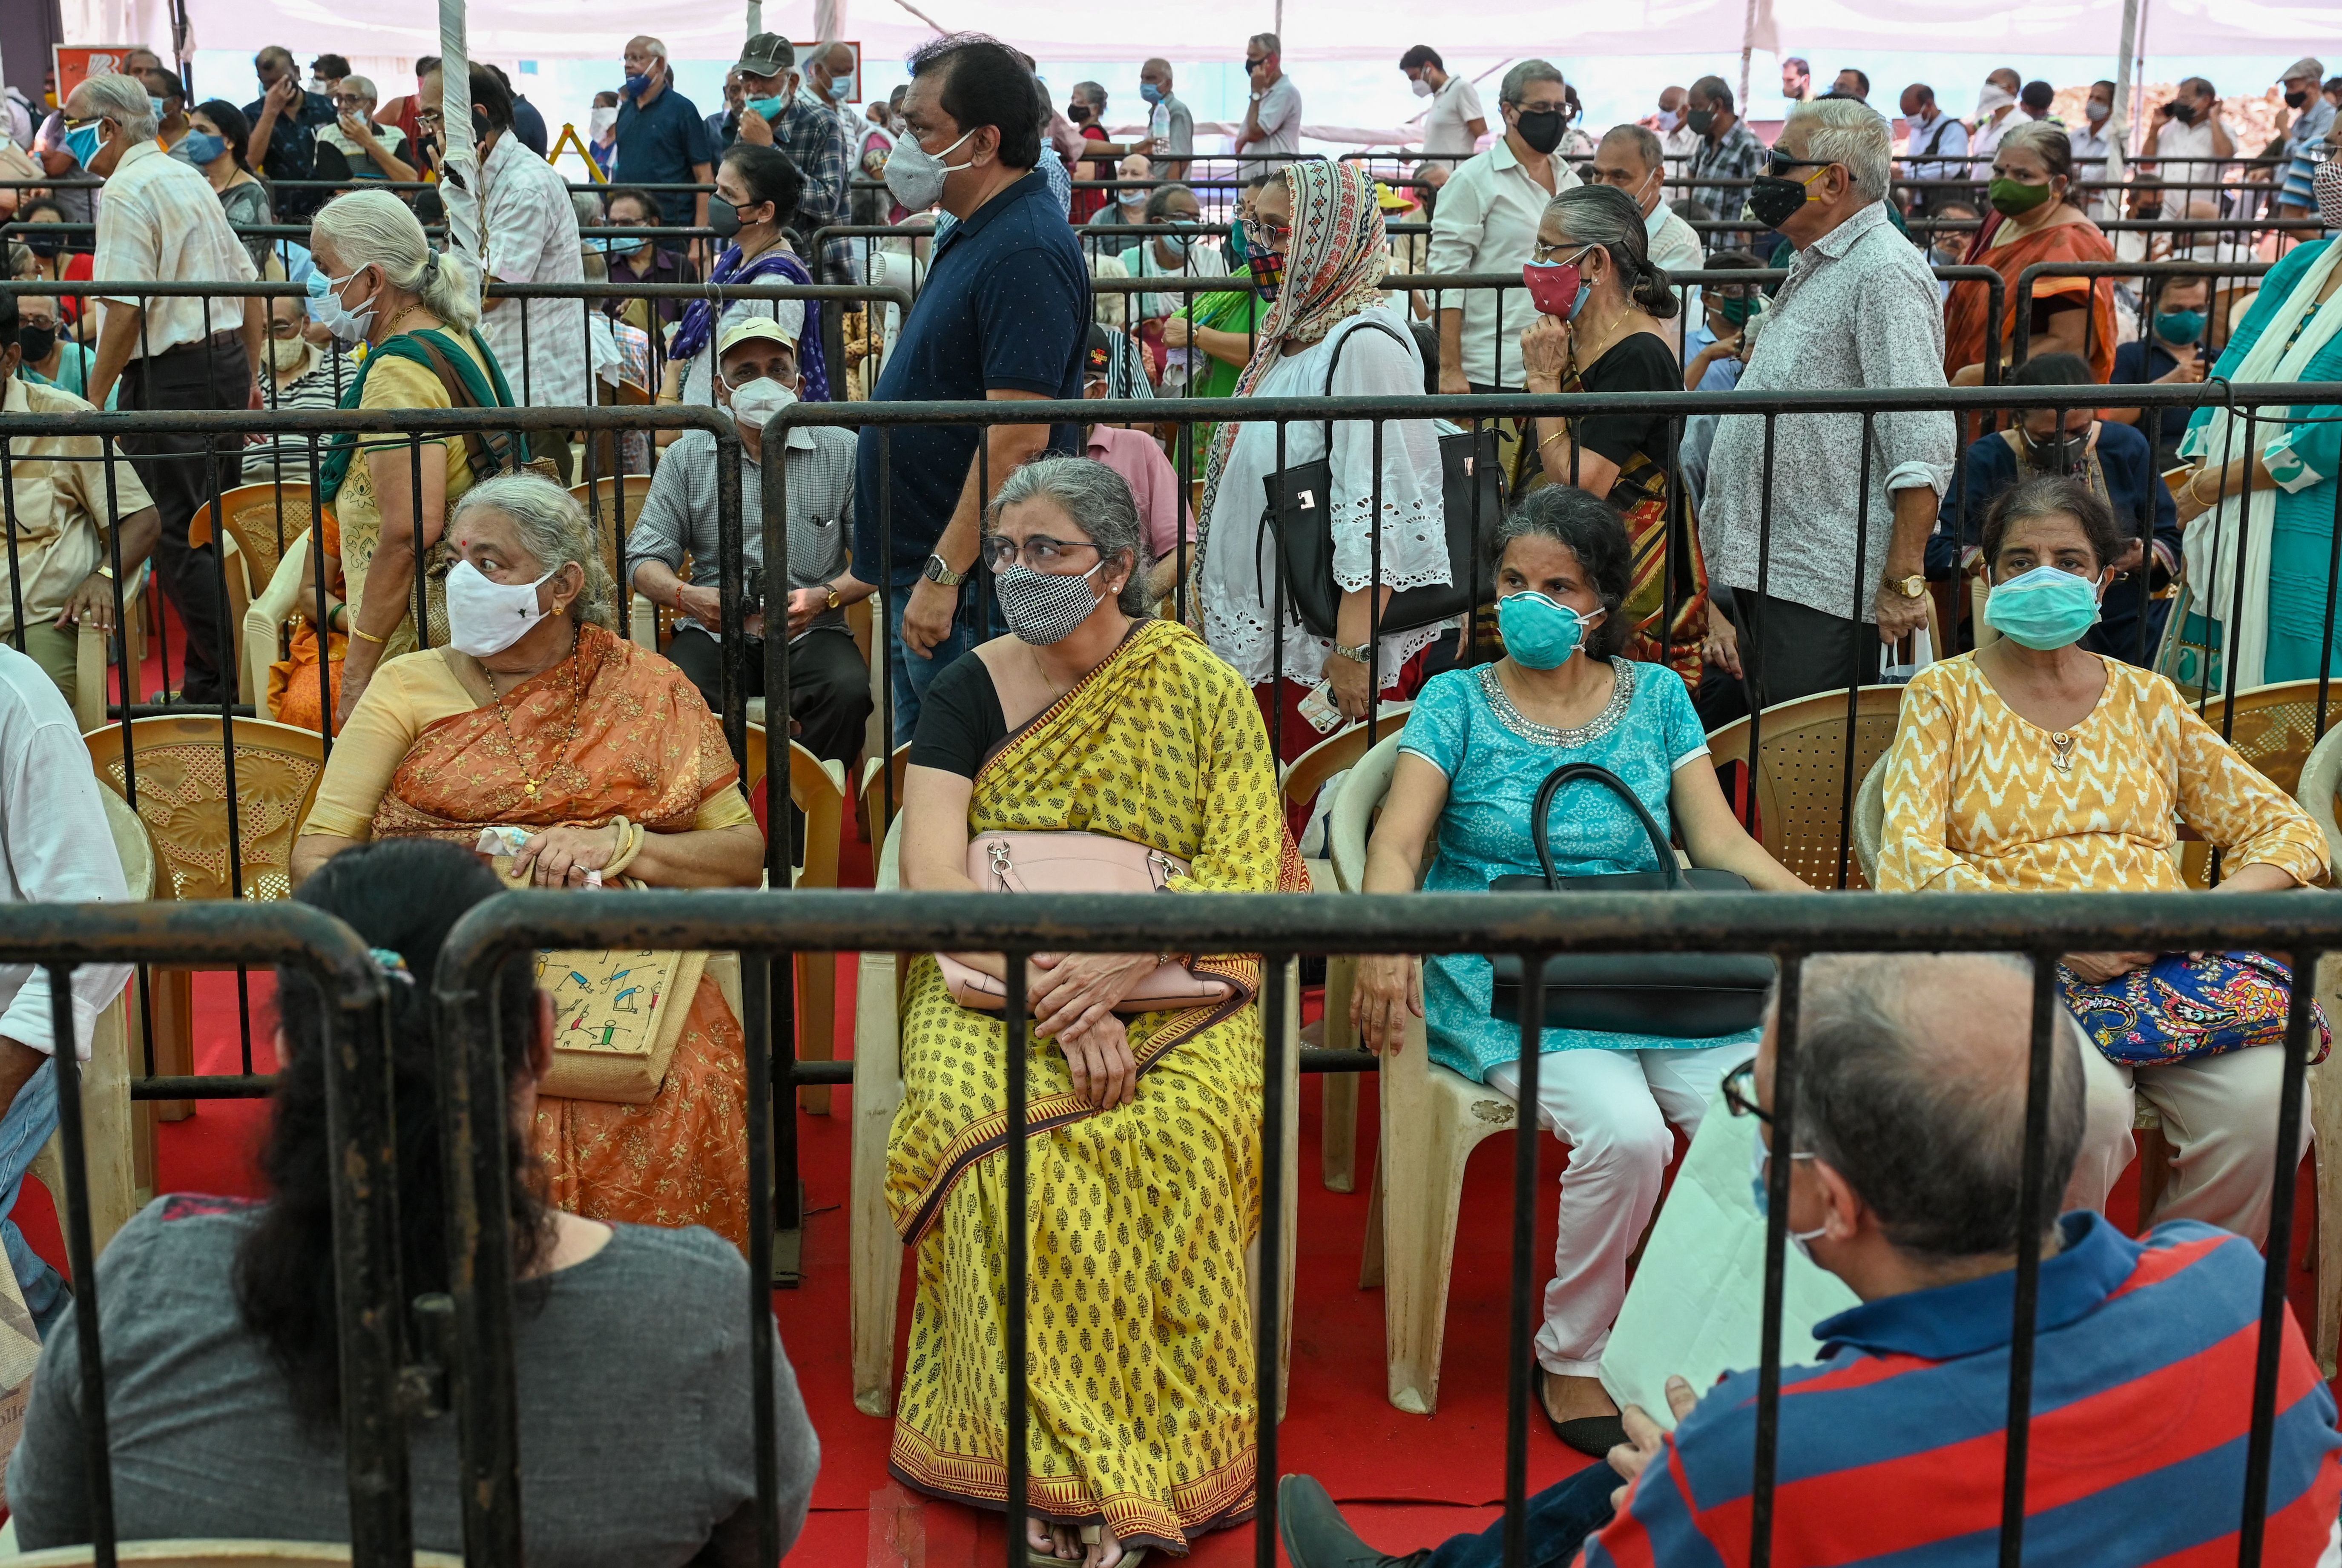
[{"xmin": 166, "ymin": 0, "xmax": 2342, "ymax": 68}]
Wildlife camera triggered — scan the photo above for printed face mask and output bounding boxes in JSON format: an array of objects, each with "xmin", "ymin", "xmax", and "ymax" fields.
[
  {"xmin": 996, "ymin": 560, "xmax": 1106, "ymax": 645},
  {"xmin": 1246, "ymin": 246, "xmax": 1285, "ymax": 301},
  {"xmin": 2317, "ymin": 157, "xmax": 2342, "ymax": 230},
  {"xmin": 1984, "ymin": 563, "xmax": 2104, "ymax": 649},
  {"xmin": 1522, "ymin": 252, "xmax": 1590, "ymax": 319},
  {"xmin": 445, "ymin": 559, "xmax": 558, "ymax": 657}
]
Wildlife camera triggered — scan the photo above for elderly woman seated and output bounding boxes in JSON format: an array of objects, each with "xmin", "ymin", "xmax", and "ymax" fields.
[
  {"xmin": 1351, "ymin": 485, "xmax": 1809, "ymax": 1457},
  {"xmin": 10, "ymin": 838, "xmax": 816, "ymax": 1558},
  {"xmin": 890, "ymin": 455, "xmax": 1305, "ymax": 1568},
  {"xmin": 1878, "ymin": 474, "xmax": 2331, "ymax": 1245},
  {"xmin": 290, "ymin": 473, "xmax": 765, "ymax": 1249}
]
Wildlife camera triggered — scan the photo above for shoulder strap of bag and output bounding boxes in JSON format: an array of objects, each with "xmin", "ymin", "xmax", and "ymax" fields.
[
  {"xmin": 1317, "ymin": 316, "xmax": 1412, "ymax": 448},
  {"xmin": 400, "ymin": 330, "xmax": 503, "ymax": 482},
  {"xmin": 1529, "ymin": 756, "xmax": 1684, "ymax": 891}
]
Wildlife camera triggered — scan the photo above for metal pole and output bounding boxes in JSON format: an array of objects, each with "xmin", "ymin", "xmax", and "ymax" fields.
[
  {"xmin": 439, "ymin": 0, "xmax": 482, "ymax": 266},
  {"xmin": 2109, "ymin": 0, "xmax": 2141, "ymax": 183}
]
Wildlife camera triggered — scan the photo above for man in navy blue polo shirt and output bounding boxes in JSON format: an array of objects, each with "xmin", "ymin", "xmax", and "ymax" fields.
[
  {"xmin": 852, "ymin": 33, "xmax": 1089, "ymax": 741},
  {"xmin": 612, "ymin": 35, "xmax": 713, "ymax": 233}
]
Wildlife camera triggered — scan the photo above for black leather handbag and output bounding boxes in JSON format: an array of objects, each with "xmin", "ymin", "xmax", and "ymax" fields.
[
  {"xmin": 1257, "ymin": 319, "xmax": 1504, "ymax": 640},
  {"xmin": 1488, "ymin": 761, "xmax": 1776, "ymax": 1037}
]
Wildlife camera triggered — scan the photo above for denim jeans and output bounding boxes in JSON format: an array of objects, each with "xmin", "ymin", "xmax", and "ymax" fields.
[
  {"xmin": 885, "ymin": 582, "xmax": 983, "ymax": 745},
  {"xmin": 0, "ymin": 1060, "xmax": 66, "ymax": 1338},
  {"xmin": 1426, "ymin": 1462, "xmax": 1622, "ymax": 1568}
]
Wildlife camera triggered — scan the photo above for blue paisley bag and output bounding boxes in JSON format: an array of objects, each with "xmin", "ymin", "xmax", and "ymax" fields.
[{"xmin": 2059, "ymin": 951, "xmax": 2330, "ymax": 1066}]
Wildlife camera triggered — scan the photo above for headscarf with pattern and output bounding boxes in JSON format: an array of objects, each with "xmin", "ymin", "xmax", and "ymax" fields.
[{"xmin": 1193, "ymin": 159, "xmax": 1392, "ymax": 574}]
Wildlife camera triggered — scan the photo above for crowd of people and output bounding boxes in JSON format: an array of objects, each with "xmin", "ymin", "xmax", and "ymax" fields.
[{"xmin": 1, "ymin": 24, "xmax": 2342, "ymax": 1568}]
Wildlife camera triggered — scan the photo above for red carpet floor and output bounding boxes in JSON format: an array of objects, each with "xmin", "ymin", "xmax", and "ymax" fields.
[{"xmin": 55, "ymin": 603, "xmax": 2326, "ymax": 1563}]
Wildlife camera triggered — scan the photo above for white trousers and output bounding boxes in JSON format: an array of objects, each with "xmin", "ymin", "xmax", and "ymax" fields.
[
  {"xmin": 1484, "ymin": 1042, "xmax": 1750, "ymax": 1377},
  {"xmin": 2068, "ymin": 1041, "xmax": 2311, "ymax": 1246}
]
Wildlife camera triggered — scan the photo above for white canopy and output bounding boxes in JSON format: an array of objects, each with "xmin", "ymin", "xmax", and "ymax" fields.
[{"xmin": 88, "ymin": 0, "xmax": 2342, "ymax": 66}]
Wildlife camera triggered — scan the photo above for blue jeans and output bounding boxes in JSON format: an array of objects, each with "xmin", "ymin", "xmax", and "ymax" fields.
[
  {"xmin": 1426, "ymin": 1462, "xmax": 1622, "ymax": 1568},
  {"xmin": 885, "ymin": 582, "xmax": 983, "ymax": 745},
  {"xmin": 0, "ymin": 1060, "xmax": 66, "ymax": 1339}
]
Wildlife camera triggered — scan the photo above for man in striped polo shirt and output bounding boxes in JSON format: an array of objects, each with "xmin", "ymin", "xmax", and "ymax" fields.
[{"xmin": 1280, "ymin": 953, "xmax": 2342, "ymax": 1568}]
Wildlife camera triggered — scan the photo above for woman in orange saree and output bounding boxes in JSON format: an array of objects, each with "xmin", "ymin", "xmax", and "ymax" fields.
[
  {"xmin": 292, "ymin": 474, "xmax": 765, "ymax": 1249},
  {"xmin": 1945, "ymin": 121, "xmax": 2119, "ymax": 388}
]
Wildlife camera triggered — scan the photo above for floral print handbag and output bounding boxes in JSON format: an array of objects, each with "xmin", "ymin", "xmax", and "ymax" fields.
[{"xmin": 2059, "ymin": 950, "xmax": 2330, "ymax": 1066}]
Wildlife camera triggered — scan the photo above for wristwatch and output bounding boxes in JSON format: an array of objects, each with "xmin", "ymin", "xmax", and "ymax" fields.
[
  {"xmin": 922, "ymin": 552, "xmax": 968, "ymax": 589},
  {"xmin": 1884, "ymin": 574, "xmax": 1928, "ymax": 600},
  {"xmin": 823, "ymin": 583, "xmax": 842, "ymax": 612},
  {"xmin": 1330, "ymin": 639, "xmax": 1373, "ymax": 665}
]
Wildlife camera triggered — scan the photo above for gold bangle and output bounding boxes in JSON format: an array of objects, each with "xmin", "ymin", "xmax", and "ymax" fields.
[
  {"xmin": 349, "ymin": 624, "xmax": 389, "ymax": 646},
  {"xmin": 2188, "ymin": 468, "xmax": 2222, "ymax": 507},
  {"xmin": 602, "ymin": 816, "xmax": 644, "ymax": 879},
  {"xmin": 1538, "ymin": 426, "xmax": 1569, "ymax": 451}
]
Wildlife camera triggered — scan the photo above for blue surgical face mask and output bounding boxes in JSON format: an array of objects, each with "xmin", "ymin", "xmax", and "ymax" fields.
[
  {"xmin": 62, "ymin": 120, "xmax": 103, "ymax": 168},
  {"xmin": 746, "ymin": 93, "xmax": 787, "ymax": 121},
  {"xmin": 149, "ymin": 96, "xmax": 169, "ymax": 121},
  {"xmin": 1984, "ymin": 563, "xmax": 2104, "ymax": 650},
  {"xmin": 1160, "ymin": 224, "xmax": 1194, "ymax": 259},
  {"xmin": 1141, "ymin": 82, "xmax": 1164, "ymax": 106},
  {"xmin": 305, "ymin": 265, "xmax": 377, "ymax": 347},
  {"xmin": 1497, "ymin": 590, "xmax": 1603, "ymax": 670},
  {"xmin": 1749, "ymin": 1123, "xmax": 1827, "ymax": 1258},
  {"xmin": 623, "ymin": 70, "xmax": 654, "ymax": 98},
  {"xmin": 181, "ymin": 130, "xmax": 226, "ymax": 165}
]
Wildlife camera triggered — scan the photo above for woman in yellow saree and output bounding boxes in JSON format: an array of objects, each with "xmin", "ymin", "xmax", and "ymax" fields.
[
  {"xmin": 292, "ymin": 474, "xmax": 765, "ymax": 1249},
  {"xmin": 892, "ymin": 457, "xmax": 1306, "ymax": 1568}
]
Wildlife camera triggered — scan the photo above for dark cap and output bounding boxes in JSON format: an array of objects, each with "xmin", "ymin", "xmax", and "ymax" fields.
[
  {"xmin": 1085, "ymin": 324, "xmax": 1112, "ymax": 376},
  {"xmin": 738, "ymin": 33, "xmax": 795, "ymax": 77}
]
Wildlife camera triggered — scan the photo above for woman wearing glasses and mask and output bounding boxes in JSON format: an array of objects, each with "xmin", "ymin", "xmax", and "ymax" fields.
[{"xmin": 893, "ymin": 455, "xmax": 1305, "ymax": 1568}]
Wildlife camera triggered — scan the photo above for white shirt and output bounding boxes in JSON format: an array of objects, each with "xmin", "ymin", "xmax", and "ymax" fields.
[
  {"xmin": 1129, "ymin": 238, "xmax": 1230, "ymax": 321},
  {"xmin": 478, "ymin": 132, "xmax": 615, "ymax": 409},
  {"xmin": 0, "ymin": 645, "xmax": 131, "ymax": 1058},
  {"xmin": 1250, "ymin": 75, "xmax": 1303, "ymax": 166},
  {"xmin": 92, "ymin": 137, "xmax": 259, "ymax": 358},
  {"xmin": 1199, "ymin": 306, "xmax": 1452, "ymax": 688},
  {"xmin": 1659, "ymin": 124, "xmax": 1701, "ymax": 165},
  {"xmin": 1421, "ymin": 75, "xmax": 1486, "ymax": 167},
  {"xmin": 1647, "ymin": 204, "xmax": 1704, "ymax": 275},
  {"xmin": 1904, "ymin": 109, "xmax": 1971, "ymax": 184},
  {"xmin": 2149, "ymin": 116, "xmax": 2241, "ymax": 181},
  {"xmin": 1424, "ymin": 136, "xmax": 1580, "ymax": 387}
]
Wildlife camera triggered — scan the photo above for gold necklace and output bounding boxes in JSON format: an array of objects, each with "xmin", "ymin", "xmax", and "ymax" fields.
[{"xmin": 489, "ymin": 639, "xmax": 584, "ymax": 801}]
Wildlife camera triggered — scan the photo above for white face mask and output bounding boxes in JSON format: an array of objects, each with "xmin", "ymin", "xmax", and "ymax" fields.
[
  {"xmin": 727, "ymin": 374, "xmax": 798, "ymax": 429},
  {"xmin": 588, "ymin": 104, "xmax": 618, "ymax": 138},
  {"xmin": 1749, "ymin": 1121, "xmax": 1828, "ymax": 1259},
  {"xmin": 1411, "ymin": 76, "xmax": 1433, "ymax": 99},
  {"xmin": 884, "ymin": 125, "xmax": 976, "ymax": 212},
  {"xmin": 445, "ymin": 559, "xmax": 557, "ymax": 657}
]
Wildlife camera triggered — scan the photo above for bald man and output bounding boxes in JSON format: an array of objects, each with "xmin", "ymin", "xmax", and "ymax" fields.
[
  {"xmin": 1140, "ymin": 58, "xmax": 1193, "ymax": 179},
  {"xmin": 1282, "ymin": 952, "xmax": 2342, "ymax": 1568}
]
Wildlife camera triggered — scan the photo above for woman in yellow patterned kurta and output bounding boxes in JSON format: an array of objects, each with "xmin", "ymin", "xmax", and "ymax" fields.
[
  {"xmin": 890, "ymin": 458, "xmax": 1305, "ymax": 1567},
  {"xmin": 1879, "ymin": 475, "xmax": 2328, "ymax": 1245}
]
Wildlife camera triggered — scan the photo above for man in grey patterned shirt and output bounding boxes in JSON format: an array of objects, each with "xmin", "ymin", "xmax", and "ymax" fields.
[
  {"xmin": 626, "ymin": 316, "xmax": 874, "ymax": 764},
  {"xmin": 1699, "ymin": 97, "xmax": 1954, "ymax": 710}
]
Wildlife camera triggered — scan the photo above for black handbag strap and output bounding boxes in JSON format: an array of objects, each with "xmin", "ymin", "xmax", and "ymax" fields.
[
  {"xmin": 1317, "ymin": 316, "xmax": 1412, "ymax": 448},
  {"xmin": 1529, "ymin": 760, "xmax": 1684, "ymax": 892}
]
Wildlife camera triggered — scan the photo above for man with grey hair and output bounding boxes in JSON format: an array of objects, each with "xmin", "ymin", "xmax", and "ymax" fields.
[
  {"xmin": 1698, "ymin": 97, "xmax": 1953, "ymax": 710},
  {"xmin": 729, "ymin": 32, "xmax": 853, "ymax": 281},
  {"xmin": 1139, "ymin": 58, "xmax": 1194, "ymax": 179},
  {"xmin": 1279, "ymin": 952, "xmax": 2342, "ymax": 1568},
  {"xmin": 1425, "ymin": 60, "xmax": 1579, "ymax": 396},
  {"xmin": 75, "ymin": 70, "xmax": 262, "ymax": 707},
  {"xmin": 243, "ymin": 43, "xmax": 336, "ymax": 221},
  {"xmin": 1589, "ymin": 123, "xmax": 1702, "ymax": 275},
  {"xmin": 614, "ymin": 34, "xmax": 713, "ymax": 233},
  {"xmin": 1235, "ymin": 32, "xmax": 1302, "ymax": 168}
]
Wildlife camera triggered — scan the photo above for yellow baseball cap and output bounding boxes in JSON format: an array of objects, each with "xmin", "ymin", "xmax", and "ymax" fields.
[
  {"xmin": 1374, "ymin": 180, "xmax": 1414, "ymax": 212},
  {"xmin": 718, "ymin": 315, "xmax": 799, "ymax": 354}
]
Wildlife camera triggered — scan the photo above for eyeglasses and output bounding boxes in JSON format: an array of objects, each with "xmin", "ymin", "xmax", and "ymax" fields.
[
  {"xmin": 1531, "ymin": 240, "xmax": 1594, "ymax": 265},
  {"xmin": 1766, "ymin": 148, "xmax": 1834, "ymax": 178},
  {"xmin": 415, "ymin": 109, "xmax": 443, "ymax": 128},
  {"xmin": 1721, "ymin": 1058, "xmax": 1770, "ymax": 1123},
  {"xmin": 1249, "ymin": 217, "xmax": 1292, "ymax": 248},
  {"xmin": 980, "ymin": 534, "xmax": 1102, "ymax": 573}
]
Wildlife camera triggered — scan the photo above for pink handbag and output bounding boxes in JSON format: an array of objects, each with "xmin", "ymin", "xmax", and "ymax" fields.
[{"xmin": 934, "ymin": 831, "xmax": 1235, "ymax": 1013}]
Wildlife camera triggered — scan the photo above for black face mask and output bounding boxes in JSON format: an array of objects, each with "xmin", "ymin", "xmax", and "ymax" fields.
[
  {"xmin": 2165, "ymin": 99, "xmax": 2197, "ymax": 124},
  {"xmin": 20, "ymin": 230, "xmax": 65, "ymax": 259},
  {"xmin": 2023, "ymin": 427, "xmax": 2082, "ymax": 474},
  {"xmin": 1745, "ymin": 174, "xmax": 1812, "ymax": 229},
  {"xmin": 14, "ymin": 325, "xmax": 54, "ymax": 364},
  {"xmin": 1068, "ymin": 103, "xmax": 1091, "ymax": 123},
  {"xmin": 2286, "ymin": 89, "xmax": 2310, "ymax": 109},
  {"xmin": 1685, "ymin": 107, "xmax": 1716, "ymax": 135},
  {"xmin": 708, "ymin": 198, "xmax": 744, "ymax": 238},
  {"xmin": 1513, "ymin": 109, "xmax": 1565, "ymax": 155}
]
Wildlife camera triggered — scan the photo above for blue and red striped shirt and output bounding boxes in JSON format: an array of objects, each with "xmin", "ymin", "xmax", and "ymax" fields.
[{"xmin": 1583, "ymin": 1212, "xmax": 2342, "ymax": 1567}]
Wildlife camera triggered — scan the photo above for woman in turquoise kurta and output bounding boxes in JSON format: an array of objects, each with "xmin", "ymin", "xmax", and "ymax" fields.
[
  {"xmin": 2172, "ymin": 233, "xmax": 2342, "ymax": 687},
  {"xmin": 1348, "ymin": 486, "xmax": 1808, "ymax": 1456}
]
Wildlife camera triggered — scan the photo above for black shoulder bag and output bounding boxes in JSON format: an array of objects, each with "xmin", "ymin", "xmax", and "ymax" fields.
[
  {"xmin": 1488, "ymin": 761, "xmax": 1776, "ymax": 1037},
  {"xmin": 1257, "ymin": 318, "xmax": 1503, "ymax": 640}
]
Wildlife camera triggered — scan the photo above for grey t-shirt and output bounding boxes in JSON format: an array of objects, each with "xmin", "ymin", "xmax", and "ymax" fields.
[
  {"xmin": 625, "ymin": 424, "xmax": 856, "ymax": 640},
  {"xmin": 1251, "ymin": 76, "xmax": 1303, "ymax": 165},
  {"xmin": 11, "ymin": 1197, "xmax": 819, "ymax": 1565}
]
